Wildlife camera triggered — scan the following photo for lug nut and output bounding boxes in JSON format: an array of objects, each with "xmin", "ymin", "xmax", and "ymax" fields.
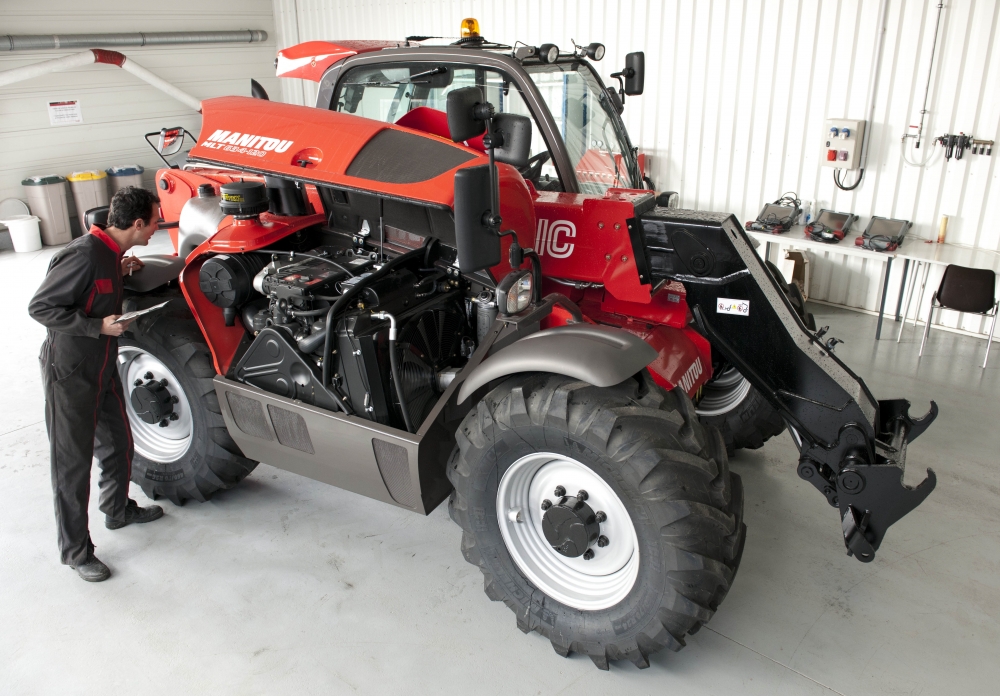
[
  {"xmin": 170, "ymin": 395, "xmax": 179, "ymax": 404},
  {"xmin": 160, "ymin": 379, "xmax": 168, "ymax": 387},
  {"xmin": 595, "ymin": 511, "xmax": 607, "ymax": 523},
  {"xmin": 577, "ymin": 489, "xmax": 588, "ymax": 501},
  {"xmin": 541, "ymin": 499, "xmax": 552, "ymax": 511},
  {"xmin": 134, "ymin": 379, "xmax": 142, "ymax": 387},
  {"xmin": 169, "ymin": 413, "xmax": 179, "ymax": 421},
  {"xmin": 144, "ymin": 372, "xmax": 154, "ymax": 380},
  {"xmin": 597, "ymin": 535, "xmax": 609, "ymax": 547},
  {"xmin": 158, "ymin": 419, "xmax": 169, "ymax": 427},
  {"xmin": 583, "ymin": 549, "xmax": 595, "ymax": 560},
  {"xmin": 554, "ymin": 486, "xmax": 566, "ymax": 497}
]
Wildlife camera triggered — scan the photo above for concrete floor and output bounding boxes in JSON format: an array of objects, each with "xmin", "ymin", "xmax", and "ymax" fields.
[{"xmin": 2, "ymin": 234, "xmax": 998, "ymax": 695}]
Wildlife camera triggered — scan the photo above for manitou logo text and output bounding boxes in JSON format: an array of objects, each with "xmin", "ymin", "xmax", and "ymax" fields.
[
  {"xmin": 534, "ymin": 219, "xmax": 576, "ymax": 258},
  {"xmin": 677, "ymin": 358, "xmax": 703, "ymax": 393},
  {"xmin": 201, "ymin": 130, "xmax": 294, "ymax": 157}
]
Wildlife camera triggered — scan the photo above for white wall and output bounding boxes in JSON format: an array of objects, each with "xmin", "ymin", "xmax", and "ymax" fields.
[
  {"xmin": 272, "ymin": 0, "xmax": 1000, "ymax": 338},
  {"xmin": 0, "ymin": 0, "xmax": 279, "ymax": 236}
]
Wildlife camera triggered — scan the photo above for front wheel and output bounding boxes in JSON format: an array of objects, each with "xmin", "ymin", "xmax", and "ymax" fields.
[
  {"xmin": 448, "ymin": 373, "xmax": 745, "ymax": 669},
  {"xmin": 118, "ymin": 294, "xmax": 257, "ymax": 504}
]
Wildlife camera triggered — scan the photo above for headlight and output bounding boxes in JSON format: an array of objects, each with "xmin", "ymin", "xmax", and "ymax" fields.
[
  {"xmin": 539, "ymin": 43, "xmax": 560, "ymax": 64},
  {"xmin": 587, "ymin": 43, "xmax": 605, "ymax": 61},
  {"xmin": 497, "ymin": 270, "xmax": 533, "ymax": 315}
]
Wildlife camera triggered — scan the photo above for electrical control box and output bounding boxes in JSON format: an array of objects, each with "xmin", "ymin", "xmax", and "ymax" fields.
[{"xmin": 822, "ymin": 119, "xmax": 866, "ymax": 170}]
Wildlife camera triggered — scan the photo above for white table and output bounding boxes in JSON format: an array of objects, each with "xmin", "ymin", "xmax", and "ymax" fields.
[
  {"xmin": 748, "ymin": 228, "xmax": 1000, "ymax": 340},
  {"xmin": 892, "ymin": 241, "xmax": 1000, "ymax": 341},
  {"xmin": 747, "ymin": 228, "xmax": 899, "ymax": 338}
]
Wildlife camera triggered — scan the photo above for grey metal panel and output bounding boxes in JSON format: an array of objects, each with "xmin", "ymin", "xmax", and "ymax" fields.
[
  {"xmin": 456, "ymin": 324, "xmax": 657, "ymax": 404},
  {"xmin": 214, "ymin": 376, "xmax": 422, "ymax": 511}
]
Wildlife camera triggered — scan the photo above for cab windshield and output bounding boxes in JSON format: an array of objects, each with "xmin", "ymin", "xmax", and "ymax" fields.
[{"xmin": 523, "ymin": 61, "xmax": 641, "ymax": 195}]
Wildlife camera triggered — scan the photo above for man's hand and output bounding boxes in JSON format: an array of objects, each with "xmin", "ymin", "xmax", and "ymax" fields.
[
  {"xmin": 100, "ymin": 315, "xmax": 132, "ymax": 337},
  {"xmin": 122, "ymin": 256, "xmax": 144, "ymax": 275}
]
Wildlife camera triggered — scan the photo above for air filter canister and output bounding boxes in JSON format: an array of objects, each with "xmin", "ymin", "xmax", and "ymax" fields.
[{"xmin": 220, "ymin": 181, "xmax": 269, "ymax": 219}]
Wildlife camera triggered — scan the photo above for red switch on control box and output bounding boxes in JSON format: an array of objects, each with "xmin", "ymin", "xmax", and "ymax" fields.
[{"xmin": 827, "ymin": 149, "xmax": 838, "ymax": 161}]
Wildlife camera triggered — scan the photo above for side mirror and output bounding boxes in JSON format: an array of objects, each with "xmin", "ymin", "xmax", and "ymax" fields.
[
  {"xmin": 447, "ymin": 86, "xmax": 488, "ymax": 142},
  {"xmin": 492, "ymin": 113, "xmax": 532, "ymax": 168},
  {"xmin": 624, "ymin": 52, "xmax": 644, "ymax": 95},
  {"xmin": 144, "ymin": 127, "xmax": 195, "ymax": 169},
  {"xmin": 157, "ymin": 127, "xmax": 186, "ymax": 157},
  {"xmin": 453, "ymin": 164, "xmax": 501, "ymax": 273}
]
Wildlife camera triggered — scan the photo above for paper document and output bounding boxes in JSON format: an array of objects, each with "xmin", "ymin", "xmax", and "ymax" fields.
[{"xmin": 113, "ymin": 301, "xmax": 170, "ymax": 325}]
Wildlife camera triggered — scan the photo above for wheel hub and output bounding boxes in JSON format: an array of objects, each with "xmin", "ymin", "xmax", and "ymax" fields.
[
  {"xmin": 542, "ymin": 493, "xmax": 600, "ymax": 558},
  {"xmin": 118, "ymin": 348, "xmax": 193, "ymax": 462},
  {"xmin": 130, "ymin": 377, "xmax": 174, "ymax": 424},
  {"xmin": 496, "ymin": 452, "xmax": 640, "ymax": 611}
]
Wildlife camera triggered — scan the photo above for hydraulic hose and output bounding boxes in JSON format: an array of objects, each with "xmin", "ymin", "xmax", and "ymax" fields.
[
  {"xmin": 372, "ymin": 312, "xmax": 414, "ymax": 433},
  {"xmin": 320, "ymin": 246, "xmax": 425, "ymax": 391}
]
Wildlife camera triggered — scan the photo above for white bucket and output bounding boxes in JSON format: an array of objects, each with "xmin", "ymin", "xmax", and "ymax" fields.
[{"xmin": 2, "ymin": 215, "xmax": 43, "ymax": 252}]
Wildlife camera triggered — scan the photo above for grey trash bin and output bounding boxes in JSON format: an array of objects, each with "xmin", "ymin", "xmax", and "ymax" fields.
[
  {"xmin": 22, "ymin": 174, "xmax": 73, "ymax": 245},
  {"xmin": 106, "ymin": 164, "xmax": 145, "ymax": 194},
  {"xmin": 67, "ymin": 170, "xmax": 109, "ymax": 233}
]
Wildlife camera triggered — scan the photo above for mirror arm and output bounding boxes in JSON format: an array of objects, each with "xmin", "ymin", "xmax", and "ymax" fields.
[
  {"xmin": 610, "ymin": 68, "xmax": 634, "ymax": 103},
  {"xmin": 482, "ymin": 116, "xmax": 503, "ymax": 232}
]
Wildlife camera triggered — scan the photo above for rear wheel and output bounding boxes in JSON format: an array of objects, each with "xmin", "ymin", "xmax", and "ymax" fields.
[
  {"xmin": 448, "ymin": 373, "xmax": 745, "ymax": 669},
  {"xmin": 696, "ymin": 366, "xmax": 785, "ymax": 455},
  {"xmin": 118, "ymin": 293, "xmax": 257, "ymax": 504}
]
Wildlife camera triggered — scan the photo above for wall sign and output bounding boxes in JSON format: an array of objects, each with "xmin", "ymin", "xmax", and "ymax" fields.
[{"xmin": 47, "ymin": 100, "xmax": 83, "ymax": 126}]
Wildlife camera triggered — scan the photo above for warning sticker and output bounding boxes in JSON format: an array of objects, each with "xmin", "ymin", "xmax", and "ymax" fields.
[
  {"xmin": 47, "ymin": 100, "xmax": 83, "ymax": 126},
  {"xmin": 717, "ymin": 298, "xmax": 750, "ymax": 316}
]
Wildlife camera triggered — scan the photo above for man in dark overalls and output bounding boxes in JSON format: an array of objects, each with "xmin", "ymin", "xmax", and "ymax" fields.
[{"xmin": 29, "ymin": 186, "xmax": 165, "ymax": 582}]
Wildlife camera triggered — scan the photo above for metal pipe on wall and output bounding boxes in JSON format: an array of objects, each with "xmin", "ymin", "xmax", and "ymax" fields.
[
  {"xmin": 0, "ymin": 49, "xmax": 202, "ymax": 112},
  {"xmin": 2, "ymin": 30, "xmax": 267, "ymax": 51}
]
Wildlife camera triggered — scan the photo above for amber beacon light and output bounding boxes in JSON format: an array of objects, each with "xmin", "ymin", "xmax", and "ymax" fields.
[{"xmin": 460, "ymin": 18, "xmax": 481, "ymax": 38}]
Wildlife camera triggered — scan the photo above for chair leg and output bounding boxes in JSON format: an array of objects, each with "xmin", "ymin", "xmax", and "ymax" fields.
[
  {"xmin": 913, "ymin": 262, "xmax": 932, "ymax": 328},
  {"xmin": 985, "ymin": 304, "xmax": 998, "ymax": 368},
  {"xmin": 919, "ymin": 295, "xmax": 936, "ymax": 356},
  {"xmin": 898, "ymin": 261, "xmax": 920, "ymax": 342}
]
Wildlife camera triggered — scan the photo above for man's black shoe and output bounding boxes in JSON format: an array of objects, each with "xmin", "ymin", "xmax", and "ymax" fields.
[
  {"xmin": 105, "ymin": 499, "xmax": 164, "ymax": 530},
  {"xmin": 72, "ymin": 553, "xmax": 111, "ymax": 582}
]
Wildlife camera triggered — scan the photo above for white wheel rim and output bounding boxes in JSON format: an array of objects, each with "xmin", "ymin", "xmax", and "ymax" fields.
[
  {"xmin": 117, "ymin": 347, "xmax": 193, "ymax": 462},
  {"xmin": 696, "ymin": 366, "xmax": 752, "ymax": 417},
  {"xmin": 496, "ymin": 452, "xmax": 639, "ymax": 611}
]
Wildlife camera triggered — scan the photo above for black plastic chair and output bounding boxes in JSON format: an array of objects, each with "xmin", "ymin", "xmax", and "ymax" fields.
[
  {"xmin": 919, "ymin": 264, "xmax": 998, "ymax": 367},
  {"xmin": 84, "ymin": 206, "xmax": 109, "ymax": 230}
]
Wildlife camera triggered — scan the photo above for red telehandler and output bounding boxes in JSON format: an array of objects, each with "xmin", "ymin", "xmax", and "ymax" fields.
[{"xmin": 101, "ymin": 30, "xmax": 936, "ymax": 670}]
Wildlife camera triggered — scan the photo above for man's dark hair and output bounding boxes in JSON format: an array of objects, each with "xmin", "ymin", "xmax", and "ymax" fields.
[{"xmin": 107, "ymin": 186, "xmax": 160, "ymax": 230}]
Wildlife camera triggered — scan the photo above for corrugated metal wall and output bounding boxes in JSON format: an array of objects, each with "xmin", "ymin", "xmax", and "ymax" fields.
[
  {"xmin": 271, "ymin": 0, "xmax": 1000, "ymax": 338},
  {"xmin": 0, "ymin": 0, "xmax": 278, "ymax": 236}
]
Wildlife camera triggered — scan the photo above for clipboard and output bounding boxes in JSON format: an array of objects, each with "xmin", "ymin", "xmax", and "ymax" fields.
[{"xmin": 113, "ymin": 300, "xmax": 170, "ymax": 325}]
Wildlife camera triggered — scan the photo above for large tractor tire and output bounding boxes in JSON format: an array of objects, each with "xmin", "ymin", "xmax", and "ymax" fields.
[
  {"xmin": 448, "ymin": 372, "xmax": 745, "ymax": 670},
  {"xmin": 118, "ymin": 293, "xmax": 257, "ymax": 505},
  {"xmin": 695, "ymin": 261, "xmax": 814, "ymax": 455}
]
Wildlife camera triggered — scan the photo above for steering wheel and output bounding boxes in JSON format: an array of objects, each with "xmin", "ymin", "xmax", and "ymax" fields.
[{"xmin": 519, "ymin": 151, "xmax": 551, "ymax": 181}]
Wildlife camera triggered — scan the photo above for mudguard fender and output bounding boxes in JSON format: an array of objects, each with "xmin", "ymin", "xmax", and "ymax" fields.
[
  {"xmin": 456, "ymin": 324, "xmax": 657, "ymax": 404},
  {"xmin": 123, "ymin": 254, "xmax": 186, "ymax": 292}
]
